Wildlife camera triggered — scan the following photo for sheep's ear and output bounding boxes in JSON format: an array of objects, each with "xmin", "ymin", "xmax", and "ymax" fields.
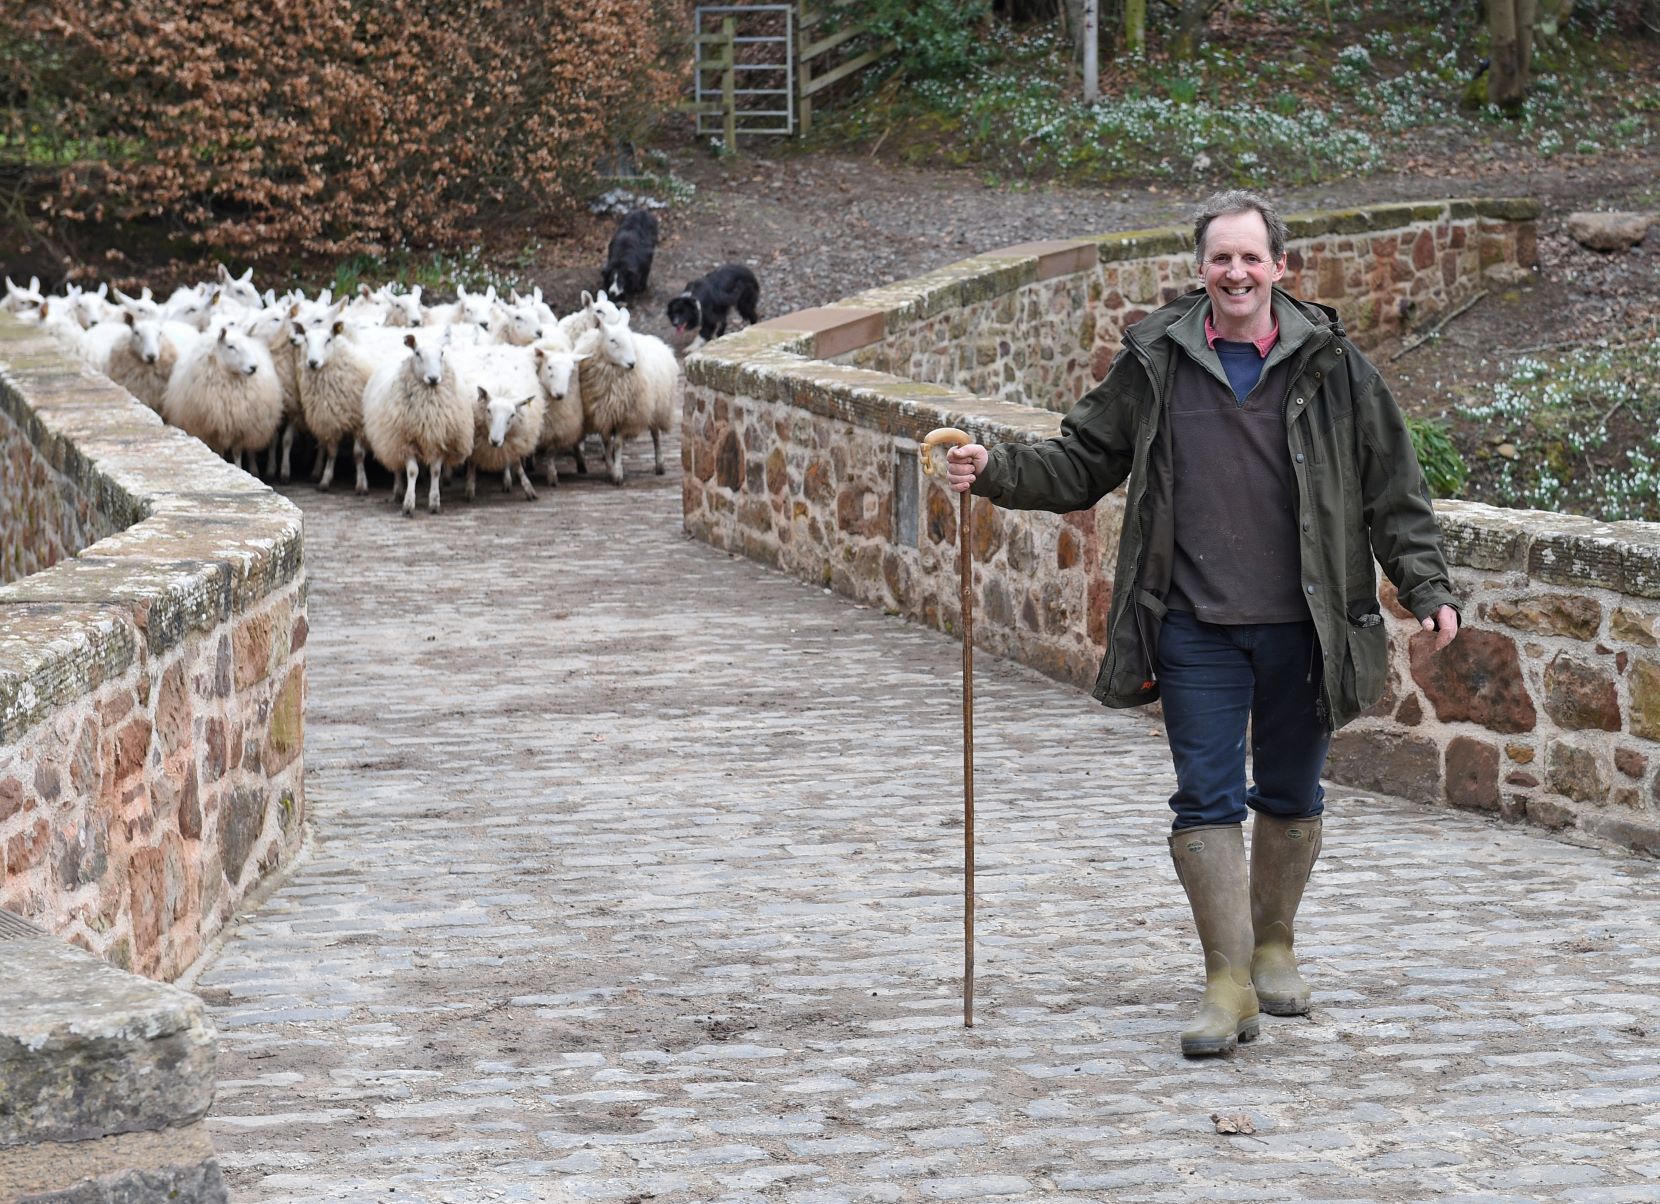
[
  {"xmin": 457, "ymin": 283, "xmax": 470, "ymax": 300},
  {"xmin": 579, "ymin": 290, "xmax": 593, "ymax": 308},
  {"xmin": 477, "ymin": 386, "xmax": 489, "ymax": 401},
  {"xmin": 318, "ymin": 288, "xmax": 332, "ymax": 305},
  {"xmin": 533, "ymin": 286, "xmax": 543, "ymax": 303},
  {"xmin": 287, "ymin": 302, "xmax": 299, "ymax": 318},
  {"xmin": 331, "ymin": 320, "xmax": 344, "ymax": 335},
  {"xmin": 94, "ymin": 282, "xmax": 108, "ymax": 298},
  {"xmin": 113, "ymin": 286, "xmax": 133, "ymax": 306},
  {"xmin": 514, "ymin": 398, "xmax": 529, "ymax": 411},
  {"xmin": 217, "ymin": 263, "xmax": 232, "ymax": 283},
  {"xmin": 508, "ymin": 288, "xmax": 521, "ymax": 304},
  {"xmin": 410, "ymin": 285, "xmax": 422, "ymax": 301},
  {"xmin": 218, "ymin": 326, "xmax": 228, "ymax": 342},
  {"xmin": 29, "ymin": 276, "xmax": 39, "ymax": 292},
  {"xmin": 404, "ymin": 332, "xmax": 417, "ymax": 349},
  {"xmin": 533, "ymin": 347, "xmax": 545, "ymax": 362},
  {"xmin": 124, "ymin": 310, "xmax": 136, "ymax": 327},
  {"xmin": 239, "ymin": 267, "xmax": 253, "ymax": 284},
  {"xmin": 357, "ymin": 282, "xmax": 370, "ymax": 297},
  {"xmin": 572, "ymin": 351, "xmax": 591, "ymax": 362},
  {"xmin": 484, "ymin": 285, "xmax": 496, "ymax": 301}
]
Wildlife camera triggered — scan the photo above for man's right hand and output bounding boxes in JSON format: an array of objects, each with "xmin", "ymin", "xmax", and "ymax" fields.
[{"xmin": 945, "ymin": 444, "xmax": 988, "ymax": 494}]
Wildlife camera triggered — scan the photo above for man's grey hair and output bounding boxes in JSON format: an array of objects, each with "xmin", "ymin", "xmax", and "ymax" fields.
[{"xmin": 1193, "ymin": 190, "xmax": 1290, "ymax": 265}]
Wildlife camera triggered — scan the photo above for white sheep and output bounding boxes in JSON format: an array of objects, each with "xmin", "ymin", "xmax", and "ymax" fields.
[
  {"xmin": 532, "ymin": 344, "xmax": 589, "ymax": 485},
  {"xmin": 449, "ymin": 343, "xmax": 544, "ymax": 499},
  {"xmin": 296, "ymin": 317, "xmax": 375, "ymax": 494},
  {"xmin": 466, "ymin": 385, "xmax": 545, "ymax": 502},
  {"xmin": 556, "ymin": 289, "xmax": 623, "ymax": 345},
  {"xmin": 214, "ymin": 264, "xmax": 263, "ymax": 314},
  {"xmin": 574, "ymin": 311, "xmax": 679, "ymax": 485},
  {"xmin": 102, "ymin": 311, "xmax": 200, "ymax": 413},
  {"xmin": 375, "ymin": 284, "xmax": 426, "ymax": 327},
  {"xmin": 242, "ymin": 298, "xmax": 312, "ymax": 480},
  {"xmin": 361, "ymin": 331, "xmax": 473, "ymax": 516},
  {"xmin": 162, "ymin": 321, "xmax": 283, "ymax": 470},
  {"xmin": 3, "ymin": 276, "xmax": 43, "ymax": 314}
]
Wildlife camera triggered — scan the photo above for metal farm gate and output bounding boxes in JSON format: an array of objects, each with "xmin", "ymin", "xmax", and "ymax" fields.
[{"xmin": 693, "ymin": 5, "xmax": 795, "ymax": 144}]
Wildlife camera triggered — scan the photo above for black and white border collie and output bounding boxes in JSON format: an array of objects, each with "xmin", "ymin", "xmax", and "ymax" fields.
[
  {"xmin": 665, "ymin": 263, "xmax": 761, "ymax": 352},
  {"xmin": 601, "ymin": 209, "xmax": 659, "ymax": 301}
]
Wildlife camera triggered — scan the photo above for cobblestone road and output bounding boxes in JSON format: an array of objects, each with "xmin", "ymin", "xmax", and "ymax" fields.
[{"xmin": 196, "ymin": 435, "xmax": 1660, "ymax": 1204}]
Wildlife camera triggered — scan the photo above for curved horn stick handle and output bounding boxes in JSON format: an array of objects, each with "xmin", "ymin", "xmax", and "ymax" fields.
[{"xmin": 920, "ymin": 426, "xmax": 971, "ymax": 478}]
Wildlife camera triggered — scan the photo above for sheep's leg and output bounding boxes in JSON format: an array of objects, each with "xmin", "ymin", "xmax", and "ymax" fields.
[
  {"xmin": 651, "ymin": 428, "xmax": 665, "ymax": 476},
  {"xmin": 391, "ymin": 466, "xmax": 403, "ymax": 503},
  {"xmin": 573, "ymin": 441, "xmax": 588, "ymax": 475},
  {"xmin": 280, "ymin": 421, "xmax": 296, "ymax": 483},
  {"xmin": 402, "ymin": 457, "xmax": 419, "ymax": 516},
  {"xmin": 500, "ymin": 465, "xmax": 512, "ymax": 494},
  {"xmin": 544, "ymin": 451, "xmax": 560, "ymax": 488},
  {"xmin": 353, "ymin": 438, "xmax": 368, "ymax": 495},
  {"xmin": 606, "ymin": 434, "xmax": 625, "ymax": 486},
  {"xmin": 516, "ymin": 459, "xmax": 537, "ymax": 501},
  {"xmin": 465, "ymin": 461, "xmax": 478, "ymax": 502},
  {"xmin": 427, "ymin": 459, "xmax": 443, "ymax": 514},
  {"xmin": 317, "ymin": 440, "xmax": 338, "ymax": 492},
  {"xmin": 264, "ymin": 439, "xmax": 278, "ymax": 479},
  {"xmin": 312, "ymin": 443, "xmax": 326, "ymax": 482}
]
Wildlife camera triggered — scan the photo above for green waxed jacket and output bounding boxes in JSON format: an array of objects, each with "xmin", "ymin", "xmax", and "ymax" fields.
[{"xmin": 971, "ymin": 286, "xmax": 1458, "ymax": 731}]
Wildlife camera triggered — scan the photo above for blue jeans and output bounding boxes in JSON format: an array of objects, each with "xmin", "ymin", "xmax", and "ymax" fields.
[{"xmin": 1156, "ymin": 609, "xmax": 1330, "ymax": 831}]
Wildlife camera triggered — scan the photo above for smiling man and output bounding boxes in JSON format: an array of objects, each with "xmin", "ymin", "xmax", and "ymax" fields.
[{"xmin": 944, "ymin": 190, "xmax": 1460, "ymax": 1058}]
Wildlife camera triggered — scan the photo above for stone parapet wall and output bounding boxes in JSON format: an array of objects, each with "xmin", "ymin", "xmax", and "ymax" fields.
[
  {"xmin": 683, "ymin": 197, "xmax": 1660, "ymax": 855},
  {"xmin": 0, "ymin": 316, "xmax": 306, "ymax": 981},
  {"xmin": 824, "ymin": 199, "xmax": 1537, "ymax": 413}
]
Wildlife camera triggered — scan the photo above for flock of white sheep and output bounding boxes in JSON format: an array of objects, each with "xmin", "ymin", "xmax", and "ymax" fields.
[{"xmin": 2, "ymin": 266, "xmax": 681, "ymax": 515}]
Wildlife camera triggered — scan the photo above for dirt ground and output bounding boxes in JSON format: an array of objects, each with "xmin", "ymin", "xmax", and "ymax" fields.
[{"xmin": 539, "ymin": 145, "xmax": 1660, "ymax": 438}]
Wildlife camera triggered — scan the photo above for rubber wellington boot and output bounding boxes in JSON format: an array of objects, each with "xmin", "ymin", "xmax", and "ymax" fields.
[
  {"xmin": 1168, "ymin": 824, "xmax": 1260, "ymax": 1057},
  {"xmin": 1249, "ymin": 814, "xmax": 1323, "ymax": 1016}
]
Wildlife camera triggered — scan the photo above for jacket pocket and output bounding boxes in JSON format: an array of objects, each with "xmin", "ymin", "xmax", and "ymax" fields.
[{"xmin": 1337, "ymin": 605, "xmax": 1388, "ymax": 717}]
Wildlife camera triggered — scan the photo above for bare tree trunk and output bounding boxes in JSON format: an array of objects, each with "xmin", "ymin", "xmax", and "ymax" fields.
[
  {"xmin": 1486, "ymin": 0, "xmax": 1534, "ymax": 110},
  {"xmin": 1171, "ymin": 0, "xmax": 1220, "ymax": 59},
  {"xmin": 1083, "ymin": 0, "xmax": 1099, "ymax": 101},
  {"xmin": 1124, "ymin": 0, "xmax": 1145, "ymax": 53}
]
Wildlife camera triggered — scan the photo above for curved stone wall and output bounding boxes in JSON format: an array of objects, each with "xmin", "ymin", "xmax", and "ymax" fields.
[
  {"xmin": 0, "ymin": 315, "xmax": 306, "ymax": 981},
  {"xmin": 682, "ymin": 198, "xmax": 1660, "ymax": 854}
]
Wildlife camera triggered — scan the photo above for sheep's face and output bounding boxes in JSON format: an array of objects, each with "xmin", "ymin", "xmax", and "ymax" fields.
[
  {"xmin": 243, "ymin": 304, "xmax": 289, "ymax": 345},
  {"xmin": 407, "ymin": 336, "xmax": 447, "ymax": 387},
  {"xmin": 214, "ymin": 325, "xmax": 263, "ymax": 377},
  {"xmin": 502, "ymin": 303, "xmax": 542, "ymax": 346},
  {"xmin": 380, "ymin": 288, "xmax": 424, "ymax": 327},
  {"xmin": 595, "ymin": 317, "xmax": 636, "ymax": 371},
  {"xmin": 454, "ymin": 287, "xmax": 496, "ymax": 331},
  {"xmin": 481, "ymin": 390, "xmax": 530, "ymax": 448},
  {"xmin": 301, "ymin": 321, "xmax": 341, "ymax": 371},
  {"xmin": 535, "ymin": 350, "xmax": 582, "ymax": 400},
  {"xmin": 167, "ymin": 287, "xmax": 215, "ymax": 331},
  {"xmin": 130, "ymin": 317, "xmax": 165, "ymax": 365},
  {"xmin": 588, "ymin": 291, "xmax": 622, "ymax": 325},
  {"xmin": 217, "ymin": 265, "xmax": 262, "ymax": 311},
  {"xmin": 2, "ymin": 276, "xmax": 43, "ymax": 313}
]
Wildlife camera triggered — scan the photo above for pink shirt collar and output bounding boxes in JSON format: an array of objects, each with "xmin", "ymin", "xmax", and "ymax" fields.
[{"xmin": 1205, "ymin": 315, "xmax": 1279, "ymax": 357}]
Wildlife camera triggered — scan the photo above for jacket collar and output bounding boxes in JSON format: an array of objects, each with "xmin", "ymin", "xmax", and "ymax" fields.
[{"xmin": 1126, "ymin": 287, "xmax": 1343, "ymax": 385}]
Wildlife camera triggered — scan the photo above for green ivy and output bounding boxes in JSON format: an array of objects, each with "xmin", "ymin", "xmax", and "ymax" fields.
[
  {"xmin": 858, "ymin": 0, "xmax": 992, "ymax": 83},
  {"xmin": 1405, "ymin": 415, "xmax": 1468, "ymax": 499}
]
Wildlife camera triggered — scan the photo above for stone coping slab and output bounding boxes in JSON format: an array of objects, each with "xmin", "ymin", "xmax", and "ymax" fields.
[
  {"xmin": 0, "ymin": 924, "xmax": 216, "ymax": 1144},
  {"xmin": 0, "ymin": 312, "xmax": 304, "ymax": 740},
  {"xmin": 0, "ymin": 915, "xmax": 226, "ymax": 1200}
]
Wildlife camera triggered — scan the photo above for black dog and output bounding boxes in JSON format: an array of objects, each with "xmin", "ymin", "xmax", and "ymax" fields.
[
  {"xmin": 601, "ymin": 209, "xmax": 659, "ymax": 301},
  {"xmin": 666, "ymin": 263, "xmax": 760, "ymax": 351}
]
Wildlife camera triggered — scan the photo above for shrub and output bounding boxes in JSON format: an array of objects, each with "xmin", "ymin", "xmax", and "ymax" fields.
[
  {"xmin": 1405, "ymin": 415, "xmax": 1468, "ymax": 499},
  {"xmin": 0, "ymin": 0, "xmax": 683, "ymax": 267}
]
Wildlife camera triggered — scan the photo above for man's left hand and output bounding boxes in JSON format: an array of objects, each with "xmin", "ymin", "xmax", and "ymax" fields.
[{"xmin": 1421, "ymin": 605, "xmax": 1460, "ymax": 652}]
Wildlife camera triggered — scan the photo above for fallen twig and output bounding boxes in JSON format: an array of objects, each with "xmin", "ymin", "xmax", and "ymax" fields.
[{"xmin": 1389, "ymin": 289, "xmax": 1489, "ymax": 363}]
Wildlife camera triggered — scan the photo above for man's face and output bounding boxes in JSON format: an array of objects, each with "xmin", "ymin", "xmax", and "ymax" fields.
[{"xmin": 1200, "ymin": 209, "xmax": 1286, "ymax": 334}]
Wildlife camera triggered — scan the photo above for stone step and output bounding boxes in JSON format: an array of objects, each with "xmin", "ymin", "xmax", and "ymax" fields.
[{"xmin": 0, "ymin": 910, "xmax": 227, "ymax": 1203}]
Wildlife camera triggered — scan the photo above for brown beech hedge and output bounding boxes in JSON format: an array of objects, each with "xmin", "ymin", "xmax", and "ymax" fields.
[{"xmin": 2, "ymin": 0, "xmax": 683, "ymax": 263}]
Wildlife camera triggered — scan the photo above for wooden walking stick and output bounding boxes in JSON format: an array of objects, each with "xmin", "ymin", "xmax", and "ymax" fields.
[{"xmin": 920, "ymin": 427, "xmax": 976, "ymax": 1028}]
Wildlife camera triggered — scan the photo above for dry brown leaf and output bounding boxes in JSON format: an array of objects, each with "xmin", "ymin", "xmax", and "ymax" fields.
[{"xmin": 1210, "ymin": 1112, "xmax": 1256, "ymax": 1135}]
